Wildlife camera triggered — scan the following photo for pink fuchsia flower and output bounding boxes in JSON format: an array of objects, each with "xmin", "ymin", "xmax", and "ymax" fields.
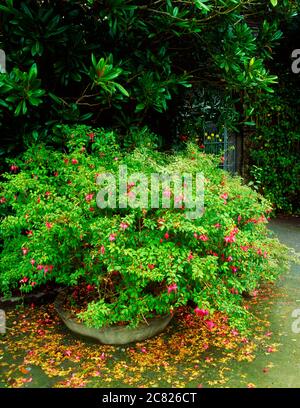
[
  {"xmin": 238, "ymin": 215, "xmax": 242, "ymax": 223},
  {"xmin": 230, "ymin": 265, "xmax": 238, "ymax": 273},
  {"xmin": 30, "ymin": 259, "xmax": 35, "ymax": 265},
  {"xmin": 10, "ymin": 165, "xmax": 19, "ymax": 172},
  {"xmin": 267, "ymin": 347, "xmax": 274, "ymax": 353},
  {"xmin": 162, "ymin": 189, "xmax": 172, "ymax": 198},
  {"xmin": 109, "ymin": 234, "xmax": 116, "ymax": 242},
  {"xmin": 71, "ymin": 158, "xmax": 78, "ymax": 165},
  {"xmin": 231, "ymin": 329, "xmax": 239, "ymax": 336},
  {"xmin": 31, "ymin": 282, "xmax": 37, "ymax": 287},
  {"xmin": 214, "ymin": 223, "xmax": 221, "ymax": 229},
  {"xmin": 120, "ymin": 222, "xmax": 129, "ymax": 230},
  {"xmin": 220, "ymin": 193, "xmax": 228, "ymax": 200},
  {"xmin": 198, "ymin": 234, "xmax": 208, "ymax": 242},
  {"xmin": 54, "ymin": 171, "xmax": 59, "ymax": 177},
  {"xmin": 0, "ymin": 197, "xmax": 6, "ymax": 204},
  {"xmin": 227, "ymin": 256, "xmax": 233, "ymax": 262},
  {"xmin": 148, "ymin": 264, "xmax": 155, "ymax": 270},
  {"xmin": 87, "ymin": 284, "xmax": 94, "ymax": 292},
  {"xmin": 205, "ymin": 320, "xmax": 215, "ymax": 330},
  {"xmin": 127, "ymin": 181, "xmax": 135, "ymax": 190},
  {"xmin": 100, "ymin": 245, "xmax": 105, "ymax": 255},
  {"xmin": 174, "ymin": 194, "xmax": 184, "ymax": 204},
  {"xmin": 45, "ymin": 222, "xmax": 53, "ymax": 229},
  {"xmin": 193, "ymin": 233, "xmax": 198, "ymax": 239},
  {"xmin": 224, "ymin": 235, "xmax": 236, "ymax": 244},
  {"xmin": 20, "ymin": 277, "xmax": 28, "ymax": 284},
  {"xmin": 167, "ymin": 283, "xmax": 178, "ymax": 294},
  {"xmin": 240, "ymin": 246, "xmax": 249, "ymax": 252},
  {"xmin": 114, "ymin": 157, "xmax": 119, "ymax": 161},
  {"xmin": 22, "ymin": 248, "xmax": 29, "ymax": 256},
  {"xmin": 37, "ymin": 265, "xmax": 44, "ymax": 271},
  {"xmin": 85, "ymin": 194, "xmax": 94, "ymax": 202},
  {"xmin": 164, "ymin": 232, "xmax": 170, "ymax": 239},
  {"xmin": 127, "ymin": 191, "xmax": 135, "ymax": 199},
  {"xmin": 89, "ymin": 207, "xmax": 95, "ymax": 212},
  {"xmin": 187, "ymin": 252, "xmax": 194, "ymax": 261},
  {"xmin": 194, "ymin": 307, "xmax": 209, "ymax": 317},
  {"xmin": 100, "ymin": 352, "xmax": 106, "ymax": 360}
]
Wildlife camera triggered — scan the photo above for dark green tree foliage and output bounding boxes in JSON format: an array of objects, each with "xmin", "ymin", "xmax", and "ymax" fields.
[
  {"xmin": 0, "ymin": 0, "xmax": 297, "ymax": 157},
  {"xmin": 245, "ymin": 14, "xmax": 300, "ymax": 213}
]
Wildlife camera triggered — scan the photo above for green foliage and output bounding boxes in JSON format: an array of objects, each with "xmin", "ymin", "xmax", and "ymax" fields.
[
  {"xmin": 0, "ymin": 0, "xmax": 297, "ymax": 157},
  {"xmin": 247, "ymin": 92, "xmax": 300, "ymax": 213},
  {"xmin": 215, "ymin": 23, "xmax": 280, "ymax": 93},
  {"xmin": 0, "ymin": 127, "xmax": 289, "ymax": 331},
  {"xmin": 0, "ymin": 64, "xmax": 45, "ymax": 115},
  {"xmin": 244, "ymin": 15, "xmax": 300, "ymax": 214}
]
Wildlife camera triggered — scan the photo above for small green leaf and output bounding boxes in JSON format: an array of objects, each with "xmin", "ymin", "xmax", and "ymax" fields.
[
  {"xmin": 28, "ymin": 64, "xmax": 38, "ymax": 81},
  {"xmin": 136, "ymin": 103, "xmax": 145, "ymax": 112},
  {"xmin": 194, "ymin": 0, "xmax": 210, "ymax": 12},
  {"xmin": 91, "ymin": 53, "xmax": 97, "ymax": 67},
  {"xmin": 114, "ymin": 82, "xmax": 129, "ymax": 97},
  {"xmin": 32, "ymin": 130, "xmax": 39, "ymax": 141}
]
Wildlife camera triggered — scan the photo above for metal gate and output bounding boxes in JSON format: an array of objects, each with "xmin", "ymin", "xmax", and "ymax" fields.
[
  {"xmin": 176, "ymin": 87, "xmax": 238, "ymax": 174},
  {"xmin": 203, "ymin": 122, "xmax": 237, "ymax": 173}
]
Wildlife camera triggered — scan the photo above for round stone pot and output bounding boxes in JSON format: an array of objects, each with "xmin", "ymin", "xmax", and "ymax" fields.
[{"xmin": 54, "ymin": 291, "xmax": 172, "ymax": 345}]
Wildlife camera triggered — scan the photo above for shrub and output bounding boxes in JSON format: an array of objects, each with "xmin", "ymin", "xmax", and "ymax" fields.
[{"xmin": 0, "ymin": 126, "xmax": 288, "ymax": 331}]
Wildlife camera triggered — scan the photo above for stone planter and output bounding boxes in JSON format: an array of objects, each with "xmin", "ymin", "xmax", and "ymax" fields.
[{"xmin": 54, "ymin": 290, "xmax": 172, "ymax": 345}]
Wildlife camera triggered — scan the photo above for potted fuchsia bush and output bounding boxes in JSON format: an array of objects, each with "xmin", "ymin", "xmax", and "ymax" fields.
[{"xmin": 0, "ymin": 125, "xmax": 288, "ymax": 343}]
